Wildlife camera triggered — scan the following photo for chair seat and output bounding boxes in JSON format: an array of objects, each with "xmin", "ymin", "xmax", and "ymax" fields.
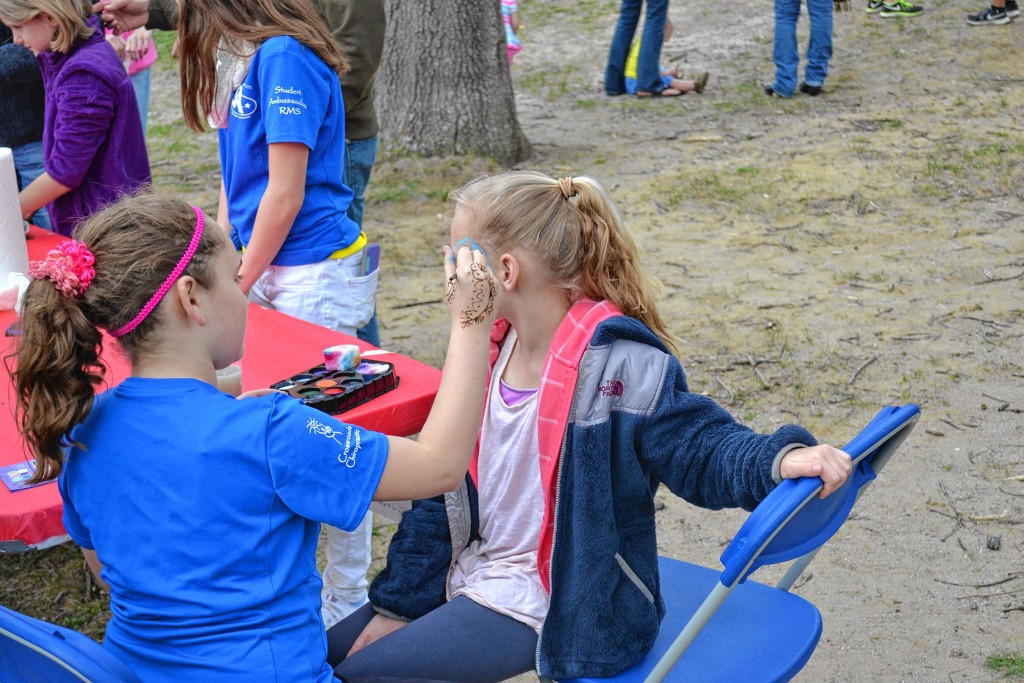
[{"xmin": 563, "ymin": 556, "xmax": 822, "ymax": 683}]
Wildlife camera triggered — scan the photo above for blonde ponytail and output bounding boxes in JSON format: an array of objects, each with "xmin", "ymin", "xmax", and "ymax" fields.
[{"xmin": 449, "ymin": 170, "xmax": 679, "ymax": 354}]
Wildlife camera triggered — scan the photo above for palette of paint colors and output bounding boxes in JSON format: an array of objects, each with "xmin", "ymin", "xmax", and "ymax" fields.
[{"xmin": 270, "ymin": 361, "xmax": 399, "ymax": 415}]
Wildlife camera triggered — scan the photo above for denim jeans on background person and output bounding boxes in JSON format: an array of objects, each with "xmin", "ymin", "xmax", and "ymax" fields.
[
  {"xmin": 604, "ymin": 0, "xmax": 669, "ymax": 95},
  {"xmin": 770, "ymin": 0, "xmax": 833, "ymax": 98},
  {"xmin": 130, "ymin": 68, "xmax": 151, "ymax": 138},
  {"xmin": 346, "ymin": 135, "xmax": 381, "ymax": 348},
  {"xmin": 12, "ymin": 140, "xmax": 52, "ymax": 230}
]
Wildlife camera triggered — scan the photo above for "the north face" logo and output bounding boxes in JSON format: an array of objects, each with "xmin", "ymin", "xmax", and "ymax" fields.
[{"xmin": 599, "ymin": 379, "xmax": 624, "ymax": 397}]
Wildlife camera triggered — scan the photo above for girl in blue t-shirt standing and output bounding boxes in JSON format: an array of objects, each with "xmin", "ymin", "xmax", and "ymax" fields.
[
  {"xmin": 177, "ymin": 0, "xmax": 369, "ymax": 335},
  {"xmin": 12, "ymin": 192, "xmax": 499, "ymax": 683},
  {"xmin": 177, "ymin": 0, "xmax": 380, "ymax": 628}
]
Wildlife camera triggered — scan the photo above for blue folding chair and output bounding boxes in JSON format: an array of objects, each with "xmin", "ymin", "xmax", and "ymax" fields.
[
  {"xmin": 559, "ymin": 404, "xmax": 920, "ymax": 683},
  {"xmin": 0, "ymin": 604, "xmax": 141, "ymax": 683}
]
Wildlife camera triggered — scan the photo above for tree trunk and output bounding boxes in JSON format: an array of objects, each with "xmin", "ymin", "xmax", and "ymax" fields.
[{"xmin": 377, "ymin": 0, "xmax": 531, "ymax": 165}]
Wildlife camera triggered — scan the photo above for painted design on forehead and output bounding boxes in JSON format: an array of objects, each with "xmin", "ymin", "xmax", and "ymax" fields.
[{"xmin": 448, "ymin": 237, "xmax": 490, "ymax": 265}]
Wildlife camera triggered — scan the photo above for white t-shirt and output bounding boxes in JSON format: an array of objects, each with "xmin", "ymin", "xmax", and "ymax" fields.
[{"xmin": 447, "ymin": 332, "xmax": 549, "ymax": 632}]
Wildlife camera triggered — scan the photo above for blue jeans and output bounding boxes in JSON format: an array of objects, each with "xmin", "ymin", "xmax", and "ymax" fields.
[
  {"xmin": 604, "ymin": 0, "xmax": 669, "ymax": 95},
  {"xmin": 345, "ymin": 136, "xmax": 381, "ymax": 347},
  {"xmin": 11, "ymin": 140, "xmax": 51, "ymax": 230},
  {"xmin": 130, "ymin": 68, "xmax": 151, "ymax": 138},
  {"xmin": 327, "ymin": 597, "xmax": 538, "ymax": 682},
  {"xmin": 771, "ymin": 0, "xmax": 833, "ymax": 97}
]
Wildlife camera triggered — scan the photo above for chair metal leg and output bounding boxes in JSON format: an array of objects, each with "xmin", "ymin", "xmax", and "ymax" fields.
[{"xmin": 644, "ymin": 582, "xmax": 734, "ymax": 683}]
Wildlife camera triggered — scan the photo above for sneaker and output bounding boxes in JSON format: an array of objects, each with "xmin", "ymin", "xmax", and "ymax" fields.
[
  {"xmin": 866, "ymin": 0, "xmax": 885, "ymax": 11},
  {"xmin": 799, "ymin": 82, "xmax": 823, "ymax": 96},
  {"xmin": 879, "ymin": 0, "xmax": 924, "ymax": 15},
  {"xmin": 967, "ymin": 5, "xmax": 1010, "ymax": 22},
  {"xmin": 764, "ymin": 84, "xmax": 792, "ymax": 98},
  {"xmin": 1006, "ymin": 0, "xmax": 1019, "ymax": 16}
]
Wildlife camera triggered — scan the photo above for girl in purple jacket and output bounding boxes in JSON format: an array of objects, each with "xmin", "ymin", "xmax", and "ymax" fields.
[{"xmin": 0, "ymin": 0, "xmax": 150, "ymax": 236}]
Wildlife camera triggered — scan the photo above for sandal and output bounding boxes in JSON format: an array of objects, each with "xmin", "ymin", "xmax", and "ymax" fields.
[{"xmin": 694, "ymin": 72, "xmax": 710, "ymax": 94}]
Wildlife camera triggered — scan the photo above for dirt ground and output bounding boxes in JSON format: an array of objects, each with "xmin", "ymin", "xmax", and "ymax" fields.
[{"xmin": 2, "ymin": 0, "xmax": 1022, "ymax": 681}]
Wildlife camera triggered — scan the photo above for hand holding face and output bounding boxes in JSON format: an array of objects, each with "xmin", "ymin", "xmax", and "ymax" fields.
[
  {"xmin": 779, "ymin": 444, "xmax": 853, "ymax": 498},
  {"xmin": 443, "ymin": 245, "xmax": 499, "ymax": 330}
]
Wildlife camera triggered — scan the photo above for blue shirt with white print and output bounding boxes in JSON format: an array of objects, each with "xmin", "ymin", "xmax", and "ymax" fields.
[
  {"xmin": 219, "ymin": 36, "xmax": 359, "ymax": 266},
  {"xmin": 59, "ymin": 377, "xmax": 388, "ymax": 682}
]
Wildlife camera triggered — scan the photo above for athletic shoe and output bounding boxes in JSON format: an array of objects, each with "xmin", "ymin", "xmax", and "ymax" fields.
[
  {"xmin": 879, "ymin": 0, "xmax": 925, "ymax": 16},
  {"xmin": 866, "ymin": 0, "xmax": 885, "ymax": 11},
  {"xmin": 967, "ymin": 5, "xmax": 1010, "ymax": 22},
  {"xmin": 1004, "ymin": 0, "xmax": 1019, "ymax": 16},
  {"xmin": 800, "ymin": 82, "xmax": 823, "ymax": 96}
]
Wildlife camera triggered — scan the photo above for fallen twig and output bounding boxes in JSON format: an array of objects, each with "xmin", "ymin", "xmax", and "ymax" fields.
[
  {"xmin": 938, "ymin": 483, "xmax": 965, "ymax": 541},
  {"xmin": 714, "ymin": 376, "xmax": 734, "ymax": 404},
  {"xmin": 956, "ymin": 588, "xmax": 1024, "ymax": 600},
  {"xmin": 746, "ymin": 354, "xmax": 771, "ymax": 389},
  {"xmin": 935, "ymin": 575, "xmax": 1020, "ymax": 589},
  {"xmin": 393, "ymin": 298, "xmax": 443, "ymax": 309},
  {"xmin": 973, "ymin": 270, "xmax": 1024, "ymax": 285},
  {"xmin": 847, "ymin": 356, "xmax": 877, "ymax": 386}
]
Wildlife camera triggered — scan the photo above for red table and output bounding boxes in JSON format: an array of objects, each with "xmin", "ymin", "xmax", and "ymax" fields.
[{"xmin": 0, "ymin": 228, "xmax": 440, "ymax": 551}]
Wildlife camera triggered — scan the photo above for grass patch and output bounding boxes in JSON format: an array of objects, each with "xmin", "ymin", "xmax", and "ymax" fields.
[{"xmin": 988, "ymin": 654, "xmax": 1024, "ymax": 679}]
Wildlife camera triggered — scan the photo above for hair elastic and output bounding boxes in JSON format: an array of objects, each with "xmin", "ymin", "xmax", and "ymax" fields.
[
  {"xmin": 557, "ymin": 177, "xmax": 577, "ymax": 199},
  {"xmin": 109, "ymin": 205, "xmax": 205, "ymax": 338},
  {"xmin": 28, "ymin": 241, "xmax": 96, "ymax": 298}
]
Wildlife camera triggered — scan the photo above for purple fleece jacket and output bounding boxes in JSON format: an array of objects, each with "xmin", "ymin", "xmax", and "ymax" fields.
[{"xmin": 38, "ymin": 16, "xmax": 150, "ymax": 236}]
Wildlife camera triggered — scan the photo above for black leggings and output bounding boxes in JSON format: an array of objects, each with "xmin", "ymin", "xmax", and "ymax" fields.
[{"xmin": 327, "ymin": 597, "xmax": 538, "ymax": 683}]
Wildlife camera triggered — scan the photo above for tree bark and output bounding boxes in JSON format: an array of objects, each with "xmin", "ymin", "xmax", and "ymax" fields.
[{"xmin": 377, "ymin": 0, "xmax": 531, "ymax": 165}]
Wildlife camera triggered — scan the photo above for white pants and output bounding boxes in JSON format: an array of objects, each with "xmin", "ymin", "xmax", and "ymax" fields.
[
  {"xmin": 248, "ymin": 250, "xmax": 378, "ymax": 628},
  {"xmin": 249, "ymin": 250, "xmax": 378, "ymax": 336}
]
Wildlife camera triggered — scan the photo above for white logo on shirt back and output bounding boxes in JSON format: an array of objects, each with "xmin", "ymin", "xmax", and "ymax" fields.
[
  {"xmin": 306, "ymin": 417, "xmax": 361, "ymax": 468},
  {"xmin": 231, "ymin": 85, "xmax": 258, "ymax": 119}
]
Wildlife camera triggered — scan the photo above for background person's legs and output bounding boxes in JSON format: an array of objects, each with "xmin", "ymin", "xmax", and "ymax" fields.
[
  {"xmin": 804, "ymin": 0, "xmax": 834, "ymax": 88},
  {"xmin": 605, "ymin": 0, "xmax": 643, "ymax": 95},
  {"xmin": 11, "ymin": 141, "xmax": 51, "ymax": 230},
  {"xmin": 329, "ymin": 596, "xmax": 538, "ymax": 683},
  {"xmin": 321, "ymin": 518, "xmax": 373, "ymax": 629}
]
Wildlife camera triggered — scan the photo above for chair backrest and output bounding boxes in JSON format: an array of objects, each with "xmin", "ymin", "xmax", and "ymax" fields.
[
  {"xmin": 719, "ymin": 404, "xmax": 920, "ymax": 588},
  {"xmin": 644, "ymin": 405, "xmax": 920, "ymax": 683},
  {"xmin": 0, "ymin": 604, "xmax": 142, "ymax": 683}
]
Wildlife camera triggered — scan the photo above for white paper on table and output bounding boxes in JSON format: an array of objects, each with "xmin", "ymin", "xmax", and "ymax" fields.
[{"xmin": 0, "ymin": 148, "xmax": 30, "ymax": 284}]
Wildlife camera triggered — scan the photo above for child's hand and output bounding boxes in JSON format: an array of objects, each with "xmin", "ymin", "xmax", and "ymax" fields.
[
  {"xmin": 123, "ymin": 29, "xmax": 150, "ymax": 62},
  {"xmin": 510, "ymin": 10, "xmax": 522, "ymax": 34},
  {"xmin": 443, "ymin": 245, "xmax": 500, "ymax": 330},
  {"xmin": 348, "ymin": 613, "xmax": 407, "ymax": 657},
  {"xmin": 779, "ymin": 445, "xmax": 853, "ymax": 498}
]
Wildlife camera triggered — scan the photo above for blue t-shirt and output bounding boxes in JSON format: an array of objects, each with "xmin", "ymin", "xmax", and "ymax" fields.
[
  {"xmin": 219, "ymin": 36, "xmax": 359, "ymax": 266},
  {"xmin": 59, "ymin": 377, "xmax": 388, "ymax": 682}
]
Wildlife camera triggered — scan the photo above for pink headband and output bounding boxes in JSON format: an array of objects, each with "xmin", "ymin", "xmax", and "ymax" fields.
[
  {"xmin": 109, "ymin": 206, "xmax": 205, "ymax": 338},
  {"xmin": 28, "ymin": 241, "xmax": 96, "ymax": 298}
]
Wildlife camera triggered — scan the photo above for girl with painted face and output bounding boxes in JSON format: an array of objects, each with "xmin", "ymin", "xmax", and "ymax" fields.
[{"xmin": 327, "ymin": 170, "xmax": 853, "ymax": 682}]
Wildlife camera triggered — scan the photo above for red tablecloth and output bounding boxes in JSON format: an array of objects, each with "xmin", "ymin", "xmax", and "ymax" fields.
[{"xmin": 0, "ymin": 228, "xmax": 440, "ymax": 550}]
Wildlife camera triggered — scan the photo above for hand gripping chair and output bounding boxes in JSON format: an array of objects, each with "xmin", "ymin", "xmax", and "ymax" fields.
[
  {"xmin": 559, "ymin": 404, "xmax": 920, "ymax": 683},
  {"xmin": 0, "ymin": 604, "xmax": 141, "ymax": 683}
]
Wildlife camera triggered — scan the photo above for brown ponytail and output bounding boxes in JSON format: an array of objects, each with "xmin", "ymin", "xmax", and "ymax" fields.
[
  {"xmin": 9, "ymin": 192, "xmax": 222, "ymax": 483},
  {"xmin": 448, "ymin": 170, "xmax": 679, "ymax": 354}
]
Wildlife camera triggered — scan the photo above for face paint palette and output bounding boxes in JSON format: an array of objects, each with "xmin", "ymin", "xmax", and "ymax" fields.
[{"xmin": 270, "ymin": 361, "xmax": 399, "ymax": 415}]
